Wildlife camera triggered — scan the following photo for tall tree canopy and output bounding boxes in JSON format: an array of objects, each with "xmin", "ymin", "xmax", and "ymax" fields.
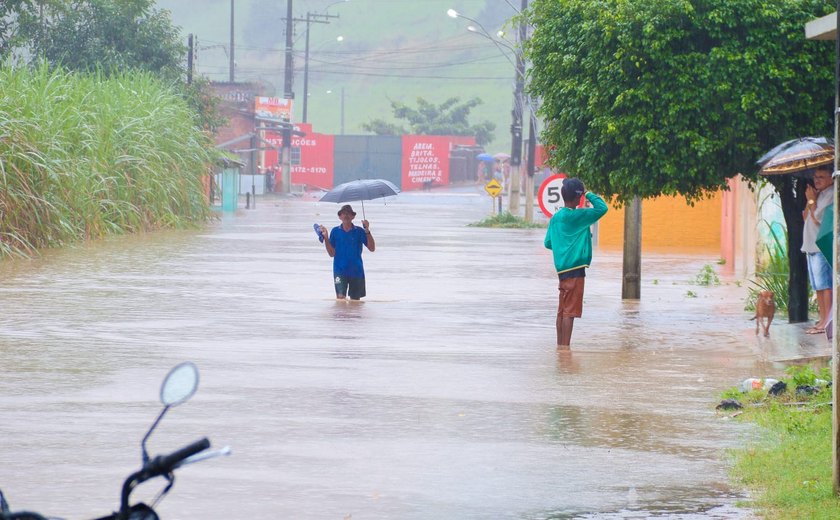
[
  {"xmin": 525, "ymin": 0, "xmax": 835, "ymax": 205},
  {"xmin": 0, "ymin": 0, "xmax": 222, "ymax": 133},
  {"xmin": 363, "ymin": 96, "xmax": 496, "ymax": 146},
  {"xmin": 525, "ymin": 0, "xmax": 835, "ymax": 321},
  {"xmin": 14, "ymin": 0, "xmax": 185, "ymax": 79},
  {"xmin": 0, "ymin": 0, "xmax": 39, "ymax": 59}
]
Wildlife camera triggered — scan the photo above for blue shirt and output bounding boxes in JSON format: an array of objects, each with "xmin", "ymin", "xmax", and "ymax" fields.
[{"xmin": 329, "ymin": 225, "xmax": 368, "ymax": 278}]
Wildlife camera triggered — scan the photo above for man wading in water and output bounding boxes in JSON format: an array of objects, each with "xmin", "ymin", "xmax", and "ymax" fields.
[{"xmin": 319, "ymin": 204, "xmax": 375, "ymax": 301}]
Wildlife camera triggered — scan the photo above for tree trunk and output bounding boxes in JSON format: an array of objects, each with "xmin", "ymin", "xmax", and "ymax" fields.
[{"xmin": 773, "ymin": 175, "xmax": 809, "ymax": 323}]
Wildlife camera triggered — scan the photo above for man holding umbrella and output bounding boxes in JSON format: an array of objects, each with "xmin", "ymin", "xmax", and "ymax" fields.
[
  {"xmin": 802, "ymin": 165, "xmax": 834, "ymax": 334},
  {"xmin": 318, "ymin": 204, "xmax": 375, "ymax": 301}
]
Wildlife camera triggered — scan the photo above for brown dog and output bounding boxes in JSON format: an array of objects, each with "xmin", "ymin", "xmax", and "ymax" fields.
[{"xmin": 751, "ymin": 290, "xmax": 775, "ymax": 337}]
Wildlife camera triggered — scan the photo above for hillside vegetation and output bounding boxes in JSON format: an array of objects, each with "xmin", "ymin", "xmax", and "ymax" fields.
[{"xmin": 158, "ymin": 0, "xmax": 518, "ymax": 153}]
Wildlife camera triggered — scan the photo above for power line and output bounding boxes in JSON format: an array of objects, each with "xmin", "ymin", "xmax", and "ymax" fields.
[
  {"xmin": 303, "ymin": 53, "xmax": 509, "ymax": 71},
  {"xmin": 198, "ymin": 63, "xmax": 510, "ymax": 81}
]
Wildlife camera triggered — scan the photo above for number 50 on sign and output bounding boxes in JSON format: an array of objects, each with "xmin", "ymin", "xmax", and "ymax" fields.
[{"xmin": 538, "ymin": 174, "xmax": 568, "ymax": 218}]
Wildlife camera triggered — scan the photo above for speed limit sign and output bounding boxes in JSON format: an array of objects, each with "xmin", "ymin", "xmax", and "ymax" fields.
[{"xmin": 538, "ymin": 173, "xmax": 567, "ymax": 218}]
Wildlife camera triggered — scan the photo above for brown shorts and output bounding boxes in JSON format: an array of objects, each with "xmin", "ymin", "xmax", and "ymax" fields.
[{"xmin": 557, "ymin": 276, "xmax": 584, "ymax": 318}]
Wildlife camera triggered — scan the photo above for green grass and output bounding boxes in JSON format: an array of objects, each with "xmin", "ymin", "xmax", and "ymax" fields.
[
  {"xmin": 0, "ymin": 63, "xmax": 218, "ymax": 257},
  {"xmin": 468, "ymin": 211, "xmax": 546, "ymax": 228},
  {"xmin": 724, "ymin": 366, "xmax": 840, "ymax": 518}
]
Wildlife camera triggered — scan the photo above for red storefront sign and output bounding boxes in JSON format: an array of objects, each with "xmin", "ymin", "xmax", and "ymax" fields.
[
  {"xmin": 264, "ymin": 123, "xmax": 334, "ymax": 190},
  {"xmin": 401, "ymin": 135, "xmax": 474, "ymax": 191}
]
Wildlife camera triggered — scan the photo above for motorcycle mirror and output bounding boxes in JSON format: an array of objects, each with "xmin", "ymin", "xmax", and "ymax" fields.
[
  {"xmin": 160, "ymin": 361, "xmax": 199, "ymax": 407},
  {"xmin": 142, "ymin": 362, "xmax": 201, "ymax": 463}
]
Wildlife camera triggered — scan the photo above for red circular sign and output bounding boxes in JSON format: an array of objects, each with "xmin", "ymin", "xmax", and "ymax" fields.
[{"xmin": 538, "ymin": 173, "xmax": 567, "ymax": 218}]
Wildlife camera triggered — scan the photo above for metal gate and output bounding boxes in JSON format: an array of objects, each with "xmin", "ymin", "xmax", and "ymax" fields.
[{"xmin": 333, "ymin": 135, "xmax": 402, "ymax": 188}]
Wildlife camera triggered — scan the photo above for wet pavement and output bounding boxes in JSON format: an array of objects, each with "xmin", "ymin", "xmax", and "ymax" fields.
[{"xmin": 0, "ymin": 184, "xmax": 829, "ymax": 519}]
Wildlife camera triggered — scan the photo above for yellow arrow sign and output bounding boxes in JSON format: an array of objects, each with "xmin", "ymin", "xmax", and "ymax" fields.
[{"xmin": 484, "ymin": 179, "xmax": 503, "ymax": 198}]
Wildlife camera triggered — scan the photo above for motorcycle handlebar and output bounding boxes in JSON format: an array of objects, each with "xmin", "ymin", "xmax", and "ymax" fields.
[
  {"xmin": 145, "ymin": 438, "xmax": 210, "ymax": 477},
  {"xmin": 117, "ymin": 437, "xmax": 212, "ymax": 519}
]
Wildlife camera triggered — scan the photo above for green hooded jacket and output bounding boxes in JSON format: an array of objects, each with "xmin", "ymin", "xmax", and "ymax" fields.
[{"xmin": 544, "ymin": 192, "xmax": 608, "ymax": 273}]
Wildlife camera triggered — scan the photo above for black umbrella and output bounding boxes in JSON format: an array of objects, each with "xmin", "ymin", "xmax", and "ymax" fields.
[
  {"xmin": 757, "ymin": 137, "xmax": 834, "ymax": 177},
  {"xmin": 320, "ymin": 179, "xmax": 400, "ymax": 218}
]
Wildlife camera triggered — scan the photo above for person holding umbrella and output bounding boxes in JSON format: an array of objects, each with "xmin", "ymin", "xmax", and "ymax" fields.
[
  {"xmin": 318, "ymin": 204, "xmax": 375, "ymax": 301},
  {"xmin": 802, "ymin": 165, "xmax": 834, "ymax": 334}
]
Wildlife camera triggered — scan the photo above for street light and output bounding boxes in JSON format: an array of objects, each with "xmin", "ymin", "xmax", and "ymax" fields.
[
  {"xmin": 304, "ymin": 34, "xmax": 343, "ymax": 122},
  {"xmin": 449, "ymin": 7, "xmax": 526, "ymax": 215},
  {"xmin": 302, "ymin": 0, "xmax": 349, "ymax": 123}
]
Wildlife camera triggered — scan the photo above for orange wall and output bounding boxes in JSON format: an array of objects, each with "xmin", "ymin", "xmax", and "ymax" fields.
[{"xmin": 598, "ymin": 192, "xmax": 722, "ymax": 250}]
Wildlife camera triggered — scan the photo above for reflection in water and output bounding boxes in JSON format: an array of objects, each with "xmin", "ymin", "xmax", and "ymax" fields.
[
  {"xmin": 555, "ymin": 350, "xmax": 580, "ymax": 374},
  {"xmin": 618, "ymin": 301, "xmax": 642, "ymax": 350}
]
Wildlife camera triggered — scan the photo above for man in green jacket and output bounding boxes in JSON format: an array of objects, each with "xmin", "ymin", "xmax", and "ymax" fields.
[{"xmin": 544, "ymin": 177, "xmax": 608, "ymax": 350}]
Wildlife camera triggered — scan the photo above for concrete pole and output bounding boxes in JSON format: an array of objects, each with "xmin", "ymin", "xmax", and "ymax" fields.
[
  {"xmin": 281, "ymin": 0, "xmax": 294, "ymax": 194},
  {"xmin": 524, "ymin": 111, "xmax": 537, "ymax": 222},
  {"xmin": 302, "ymin": 12, "xmax": 311, "ymax": 123},
  {"xmin": 508, "ymin": 1, "xmax": 527, "ymax": 215},
  {"xmin": 622, "ymin": 196, "xmax": 642, "ymax": 299},
  {"xmin": 229, "ymin": 0, "xmax": 235, "ymax": 83}
]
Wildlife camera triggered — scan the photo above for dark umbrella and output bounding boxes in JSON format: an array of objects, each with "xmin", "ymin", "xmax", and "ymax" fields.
[
  {"xmin": 757, "ymin": 137, "xmax": 834, "ymax": 176},
  {"xmin": 476, "ymin": 153, "xmax": 494, "ymax": 162},
  {"xmin": 817, "ymin": 203, "xmax": 833, "ymax": 269},
  {"xmin": 320, "ymin": 179, "xmax": 400, "ymax": 219}
]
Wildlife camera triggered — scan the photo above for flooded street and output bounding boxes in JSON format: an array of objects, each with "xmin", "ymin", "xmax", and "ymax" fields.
[{"xmin": 0, "ymin": 185, "xmax": 824, "ymax": 519}]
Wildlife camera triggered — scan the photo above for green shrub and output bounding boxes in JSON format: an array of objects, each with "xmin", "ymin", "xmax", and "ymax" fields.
[
  {"xmin": 694, "ymin": 264, "xmax": 720, "ymax": 286},
  {"xmin": 469, "ymin": 211, "xmax": 546, "ymax": 228},
  {"xmin": 745, "ymin": 221, "xmax": 815, "ymax": 313}
]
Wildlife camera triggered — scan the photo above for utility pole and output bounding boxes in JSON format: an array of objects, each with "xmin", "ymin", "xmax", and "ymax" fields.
[
  {"xmin": 301, "ymin": 12, "xmax": 338, "ymax": 123},
  {"xmin": 524, "ymin": 110, "xmax": 537, "ymax": 222},
  {"xmin": 187, "ymin": 34, "xmax": 194, "ymax": 85},
  {"xmin": 521, "ymin": 0, "xmax": 534, "ymax": 222},
  {"xmin": 280, "ymin": 0, "xmax": 294, "ymax": 195},
  {"xmin": 508, "ymin": 3, "xmax": 526, "ymax": 215},
  {"xmin": 229, "ymin": 0, "xmax": 235, "ymax": 82}
]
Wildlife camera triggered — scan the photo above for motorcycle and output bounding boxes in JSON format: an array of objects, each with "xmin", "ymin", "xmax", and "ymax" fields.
[{"xmin": 1, "ymin": 362, "xmax": 230, "ymax": 520}]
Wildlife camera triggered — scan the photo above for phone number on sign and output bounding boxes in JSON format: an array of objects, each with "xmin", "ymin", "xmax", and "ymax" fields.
[{"xmin": 292, "ymin": 167, "xmax": 328, "ymax": 174}]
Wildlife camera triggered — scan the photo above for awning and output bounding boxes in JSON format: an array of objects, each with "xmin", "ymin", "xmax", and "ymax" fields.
[{"xmin": 805, "ymin": 12, "xmax": 836, "ymax": 40}]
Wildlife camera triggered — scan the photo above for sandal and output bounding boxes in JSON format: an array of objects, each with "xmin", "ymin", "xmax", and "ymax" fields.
[{"xmin": 805, "ymin": 327, "xmax": 825, "ymax": 335}]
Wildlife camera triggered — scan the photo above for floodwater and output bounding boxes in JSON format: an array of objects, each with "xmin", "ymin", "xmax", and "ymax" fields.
[{"xmin": 0, "ymin": 185, "xmax": 827, "ymax": 519}]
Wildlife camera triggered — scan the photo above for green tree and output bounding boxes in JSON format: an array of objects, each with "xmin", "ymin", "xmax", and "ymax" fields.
[
  {"xmin": 363, "ymin": 96, "xmax": 496, "ymax": 145},
  {"xmin": 525, "ymin": 0, "xmax": 834, "ymax": 321},
  {"xmin": 24, "ymin": 0, "xmax": 185, "ymax": 79},
  {"xmin": 177, "ymin": 76, "xmax": 226, "ymax": 133},
  {"xmin": 7, "ymin": 0, "xmax": 225, "ymax": 136},
  {"xmin": 0, "ymin": 0, "xmax": 40, "ymax": 60}
]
